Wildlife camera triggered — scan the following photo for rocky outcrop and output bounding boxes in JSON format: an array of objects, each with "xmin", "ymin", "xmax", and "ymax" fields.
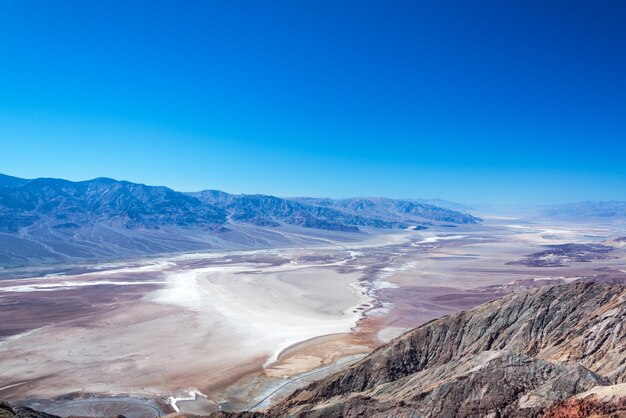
[
  {"xmin": 225, "ymin": 282, "xmax": 626, "ymax": 417},
  {"xmin": 259, "ymin": 351, "xmax": 606, "ymax": 418},
  {"xmin": 544, "ymin": 383, "xmax": 626, "ymax": 417},
  {"xmin": 0, "ymin": 401, "xmax": 59, "ymax": 418}
]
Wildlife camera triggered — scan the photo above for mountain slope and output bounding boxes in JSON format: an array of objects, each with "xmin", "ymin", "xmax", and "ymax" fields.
[
  {"xmin": 0, "ymin": 174, "xmax": 29, "ymax": 188},
  {"xmin": 0, "ymin": 177, "xmax": 227, "ymax": 233},
  {"xmin": 192, "ymin": 192, "xmax": 481, "ymax": 230},
  {"xmin": 192, "ymin": 191, "xmax": 424, "ymax": 230},
  {"xmin": 293, "ymin": 196, "xmax": 480, "ymax": 225},
  {"xmin": 222, "ymin": 282, "xmax": 626, "ymax": 417},
  {"xmin": 0, "ymin": 177, "xmax": 232, "ymax": 266}
]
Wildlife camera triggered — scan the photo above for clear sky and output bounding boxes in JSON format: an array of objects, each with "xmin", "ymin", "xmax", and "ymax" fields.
[{"xmin": 0, "ymin": 0, "xmax": 624, "ymax": 204}]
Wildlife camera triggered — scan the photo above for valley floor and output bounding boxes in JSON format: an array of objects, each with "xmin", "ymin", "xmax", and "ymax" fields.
[{"xmin": 0, "ymin": 217, "xmax": 625, "ymax": 417}]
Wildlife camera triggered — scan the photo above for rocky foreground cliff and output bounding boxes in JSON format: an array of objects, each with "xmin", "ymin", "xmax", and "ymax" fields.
[
  {"xmin": 4, "ymin": 282, "xmax": 626, "ymax": 417},
  {"xmin": 222, "ymin": 282, "xmax": 626, "ymax": 418}
]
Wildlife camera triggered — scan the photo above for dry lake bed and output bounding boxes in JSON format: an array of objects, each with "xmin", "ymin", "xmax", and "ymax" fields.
[{"xmin": 1, "ymin": 217, "xmax": 625, "ymax": 417}]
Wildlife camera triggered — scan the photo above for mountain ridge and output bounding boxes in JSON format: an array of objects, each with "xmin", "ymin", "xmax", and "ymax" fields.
[{"xmin": 0, "ymin": 174, "xmax": 479, "ymax": 267}]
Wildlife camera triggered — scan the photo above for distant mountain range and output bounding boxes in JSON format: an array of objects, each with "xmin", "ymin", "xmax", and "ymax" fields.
[{"xmin": 0, "ymin": 174, "xmax": 479, "ymax": 267}]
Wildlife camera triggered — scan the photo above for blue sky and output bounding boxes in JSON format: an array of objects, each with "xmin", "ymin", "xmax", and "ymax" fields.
[{"xmin": 0, "ymin": 0, "xmax": 624, "ymax": 204}]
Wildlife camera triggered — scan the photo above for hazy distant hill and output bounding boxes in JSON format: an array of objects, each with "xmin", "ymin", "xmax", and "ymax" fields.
[
  {"xmin": 0, "ymin": 174, "xmax": 479, "ymax": 266},
  {"xmin": 414, "ymin": 198, "xmax": 476, "ymax": 213},
  {"xmin": 543, "ymin": 201, "xmax": 626, "ymax": 218}
]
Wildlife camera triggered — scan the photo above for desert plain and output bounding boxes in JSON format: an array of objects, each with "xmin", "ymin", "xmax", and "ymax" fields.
[{"xmin": 1, "ymin": 216, "xmax": 625, "ymax": 417}]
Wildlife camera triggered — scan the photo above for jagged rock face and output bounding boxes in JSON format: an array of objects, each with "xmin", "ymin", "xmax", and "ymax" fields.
[
  {"xmin": 284, "ymin": 283, "xmax": 626, "ymax": 396},
  {"xmin": 273, "ymin": 351, "xmax": 607, "ymax": 418},
  {"xmin": 546, "ymin": 400, "xmax": 626, "ymax": 418},
  {"xmin": 543, "ymin": 383, "xmax": 626, "ymax": 417},
  {"xmin": 236, "ymin": 283, "xmax": 626, "ymax": 418}
]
